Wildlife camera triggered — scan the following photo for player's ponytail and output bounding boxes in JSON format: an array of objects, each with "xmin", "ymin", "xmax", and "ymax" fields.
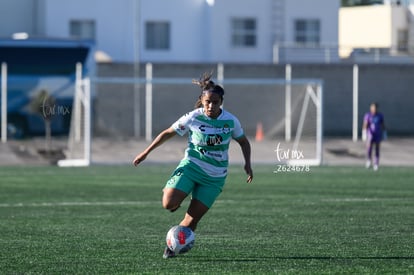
[{"xmin": 192, "ymin": 71, "xmax": 224, "ymax": 109}]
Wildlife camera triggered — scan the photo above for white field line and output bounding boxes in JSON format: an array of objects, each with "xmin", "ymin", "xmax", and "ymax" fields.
[
  {"xmin": 0, "ymin": 201, "xmax": 158, "ymax": 208},
  {"xmin": 0, "ymin": 199, "xmax": 237, "ymax": 208},
  {"xmin": 4, "ymin": 198, "xmax": 402, "ymax": 208},
  {"xmin": 321, "ymin": 198, "xmax": 407, "ymax": 202}
]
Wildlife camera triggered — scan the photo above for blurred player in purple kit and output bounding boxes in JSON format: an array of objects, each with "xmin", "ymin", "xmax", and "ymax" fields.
[{"xmin": 362, "ymin": 102, "xmax": 386, "ymax": 171}]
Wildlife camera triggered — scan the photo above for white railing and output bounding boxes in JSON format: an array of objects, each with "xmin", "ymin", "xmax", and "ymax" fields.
[{"xmin": 273, "ymin": 43, "xmax": 414, "ymax": 64}]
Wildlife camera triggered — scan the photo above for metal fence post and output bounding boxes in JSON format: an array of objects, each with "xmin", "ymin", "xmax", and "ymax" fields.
[
  {"xmin": 352, "ymin": 64, "xmax": 359, "ymax": 142},
  {"xmin": 1, "ymin": 62, "xmax": 7, "ymax": 143},
  {"xmin": 145, "ymin": 63, "xmax": 153, "ymax": 142}
]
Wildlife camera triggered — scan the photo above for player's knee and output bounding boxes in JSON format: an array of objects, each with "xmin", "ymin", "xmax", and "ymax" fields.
[
  {"xmin": 162, "ymin": 200, "xmax": 175, "ymax": 210},
  {"xmin": 162, "ymin": 197, "xmax": 180, "ymax": 210},
  {"xmin": 162, "ymin": 188, "xmax": 187, "ymax": 210}
]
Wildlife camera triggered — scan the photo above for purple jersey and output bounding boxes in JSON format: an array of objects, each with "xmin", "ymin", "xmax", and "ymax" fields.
[{"xmin": 364, "ymin": 112, "xmax": 384, "ymax": 141}]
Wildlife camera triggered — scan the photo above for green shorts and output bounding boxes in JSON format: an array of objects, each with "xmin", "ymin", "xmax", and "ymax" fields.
[{"xmin": 165, "ymin": 159, "xmax": 226, "ymax": 208}]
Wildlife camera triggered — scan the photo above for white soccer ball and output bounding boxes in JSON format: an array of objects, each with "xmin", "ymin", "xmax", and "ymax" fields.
[{"xmin": 166, "ymin": 225, "xmax": 195, "ymax": 254}]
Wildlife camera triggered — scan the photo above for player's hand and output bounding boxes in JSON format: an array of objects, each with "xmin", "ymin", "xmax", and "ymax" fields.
[
  {"xmin": 133, "ymin": 152, "xmax": 148, "ymax": 166},
  {"xmin": 244, "ymin": 164, "xmax": 253, "ymax": 183},
  {"xmin": 362, "ymin": 129, "xmax": 367, "ymax": 142}
]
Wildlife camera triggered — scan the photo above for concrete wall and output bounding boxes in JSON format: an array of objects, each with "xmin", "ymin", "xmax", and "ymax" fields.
[
  {"xmin": 95, "ymin": 63, "xmax": 414, "ymax": 138},
  {"xmin": 0, "ymin": 0, "xmax": 37, "ymax": 37}
]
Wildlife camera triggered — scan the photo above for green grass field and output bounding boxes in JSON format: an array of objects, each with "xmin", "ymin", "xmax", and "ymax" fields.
[{"xmin": 0, "ymin": 165, "xmax": 413, "ymax": 274}]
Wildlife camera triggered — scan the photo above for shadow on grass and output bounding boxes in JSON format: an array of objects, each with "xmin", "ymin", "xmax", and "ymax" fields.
[{"xmin": 326, "ymin": 148, "xmax": 365, "ymax": 159}]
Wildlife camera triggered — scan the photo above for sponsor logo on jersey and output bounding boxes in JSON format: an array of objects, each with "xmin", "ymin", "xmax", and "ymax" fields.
[{"xmin": 206, "ymin": 134, "xmax": 223, "ymax": 146}]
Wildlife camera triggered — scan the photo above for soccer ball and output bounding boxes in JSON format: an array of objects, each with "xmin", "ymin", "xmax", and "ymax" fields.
[{"xmin": 166, "ymin": 225, "xmax": 195, "ymax": 254}]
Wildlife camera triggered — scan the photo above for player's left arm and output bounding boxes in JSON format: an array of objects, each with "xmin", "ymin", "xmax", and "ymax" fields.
[
  {"xmin": 381, "ymin": 114, "xmax": 387, "ymax": 140},
  {"xmin": 235, "ymin": 135, "xmax": 253, "ymax": 183},
  {"xmin": 381, "ymin": 114, "xmax": 386, "ymax": 131}
]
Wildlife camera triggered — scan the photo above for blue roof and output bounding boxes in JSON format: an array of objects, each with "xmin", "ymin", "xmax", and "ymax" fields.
[{"xmin": 0, "ymin": 38, "xmax": 93, "ymax": 75}]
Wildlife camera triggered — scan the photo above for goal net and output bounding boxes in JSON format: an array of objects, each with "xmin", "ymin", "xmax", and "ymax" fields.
[
  {"xmin": 86, "ymin": 66, "xmax": 323, "ymax": 166},
  {"xmin": 57, "ymin": 73, "xmax": 91, "ymax": 167},
  {"xmin": 136, "ymin": 73, "xmax": 323, "ymax": 169},
  {"xmin": 281, "ymin": 81, "xmax": 323, "ymax": 166},
  {"xmin": 221, "ymin": 78, "xmax": 323, "ymax": 166}
]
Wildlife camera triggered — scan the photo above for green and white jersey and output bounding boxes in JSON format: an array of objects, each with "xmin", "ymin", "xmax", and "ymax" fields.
[{"xmin": 172, "ymin": 108, "xmax": 244, "ymax": 178}]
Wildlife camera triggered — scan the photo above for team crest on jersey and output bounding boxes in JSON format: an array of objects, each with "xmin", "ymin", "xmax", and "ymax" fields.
[
  {"xmin": 178, "ymin": 124, "xmax": 186, "ymax": 131},
  {"xmin": 222, "ymin": 124, "xmax": 230, "ymax": 134}
]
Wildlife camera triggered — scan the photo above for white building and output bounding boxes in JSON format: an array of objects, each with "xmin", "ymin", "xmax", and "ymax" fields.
[
  {"xmin": 339, "ymin": 1, "xmax": 414, "ymax": 61},
  {"xmin": 339, "ymin": 4, "xmax": 414, "ymax": 57},
  {"xmin": 0, "ymin": 0, "xmax": 340, "ymax": 64}
]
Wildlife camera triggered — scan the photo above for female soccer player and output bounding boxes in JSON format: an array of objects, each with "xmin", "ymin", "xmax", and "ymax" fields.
[
  {"xmin": 132, "ymin": 72, "xmax": 253, "ymax": 258},
  {"xmin": 362, "ymin": 102, "xmax": 386, "ymax": 171}
]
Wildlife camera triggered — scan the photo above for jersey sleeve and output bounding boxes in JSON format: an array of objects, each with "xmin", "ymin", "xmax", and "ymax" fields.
[
  {"xmin": 171, "ymin": 111, "xmax": 195, "ymax": 136},
  {"xmin": 232, "ymin": 116, "xmax": 244, "ymax": 139}
]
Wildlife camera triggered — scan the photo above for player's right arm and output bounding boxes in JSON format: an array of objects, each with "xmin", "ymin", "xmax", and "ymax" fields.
[
  {"xmin": 133, "ymin": 127, "xmax": 177, "ymax": 166},
  {"xmin": 362, "ymin": 113, "xmax": 368, "ymax": 131}
]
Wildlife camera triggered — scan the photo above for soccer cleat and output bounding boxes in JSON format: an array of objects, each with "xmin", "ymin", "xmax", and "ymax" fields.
[
  {"xmin": 373, "ymin": 164, "xmax": 379, "ymax": 171},
  {"xmin": 163, "ymin": 247, "xmax": 176, "ymax": 259},
  {"xmin": 365, "ymin": 160, "xmax": 371, "ymax": 169}
]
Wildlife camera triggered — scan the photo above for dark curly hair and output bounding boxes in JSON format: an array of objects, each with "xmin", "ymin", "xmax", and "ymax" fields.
[{"xmin": 192, "ymin": 71, "xmax": 224, "ymax": 108}]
